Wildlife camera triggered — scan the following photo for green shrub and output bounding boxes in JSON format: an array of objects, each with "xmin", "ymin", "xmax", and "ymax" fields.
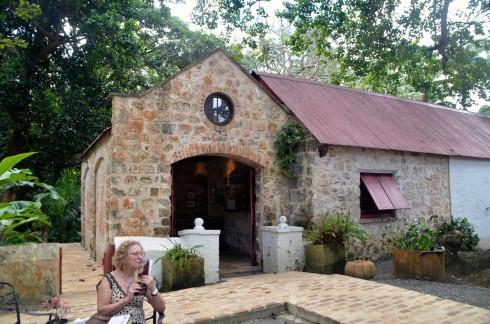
[
  {"xmin": 305, "ymin": 211, "xmax": 367, "ymax": 246},
  {"xmin": 41, "ymin": 168, "xmax": 81, "ymax": 243},
  {"xmin": 274, "ymin": 120, "xmax": 305, "ymax": 178},
  {"xmin": 155, "ymin": 240, "xmax": 203, "ymax": 270},
  {"xmin": 437, "ymin": 217, "xmax": 479, "ymax": 251},
  {"xmin": 383, "ymin": 215, "xmax": 439, "ymax": 251}
]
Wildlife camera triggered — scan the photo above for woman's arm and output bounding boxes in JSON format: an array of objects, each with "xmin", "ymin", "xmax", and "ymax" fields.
[
  {"xmin": 97, "ymin": 276, "xmax": 142, "ymax": 316},
  {"xmin": 142, "ymin": 275, "xmax": 166, "ymax": 313}
]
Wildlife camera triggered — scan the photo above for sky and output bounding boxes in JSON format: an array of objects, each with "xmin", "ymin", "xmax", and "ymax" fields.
[{"xmin": 166, "ymin": 0, "xmax": 488, "ymax": 112}]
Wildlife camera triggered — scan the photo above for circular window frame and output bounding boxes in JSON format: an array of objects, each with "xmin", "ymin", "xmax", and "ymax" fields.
[{"xmin": 203, "ymin": 93, "xmax": 235, "ymax": 126}]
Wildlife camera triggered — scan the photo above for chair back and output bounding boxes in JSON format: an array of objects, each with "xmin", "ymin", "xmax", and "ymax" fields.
[
  {"xmin": 0, "ymin": 281, "xmax": 21, "ymax": 324},
  {"xmin": 145, "ymin": 310, "xmax": 165, "ymax": 324},
  {"xmin": 0, "ymin": 282, "xmax": 55, "ymax": 323}
]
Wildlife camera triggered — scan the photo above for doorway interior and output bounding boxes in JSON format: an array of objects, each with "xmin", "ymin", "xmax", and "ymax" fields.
[{"xmin": 171, "ymin": 156, "xmax": 258, "ymax": 270}]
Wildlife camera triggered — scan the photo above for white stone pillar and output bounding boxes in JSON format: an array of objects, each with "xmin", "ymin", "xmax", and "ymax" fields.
[
  {"xmin": 262, "ymin": 217, "xmax": 304, "ymax": 273},
  {"xmin": 179, "ymin": 227, "xmax": 221, "ymax": 284}
]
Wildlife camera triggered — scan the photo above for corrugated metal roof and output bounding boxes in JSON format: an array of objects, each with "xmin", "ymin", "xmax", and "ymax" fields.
[{"xmin": 253, "ymin": 72, "xmax": 490, "ymax": 159}]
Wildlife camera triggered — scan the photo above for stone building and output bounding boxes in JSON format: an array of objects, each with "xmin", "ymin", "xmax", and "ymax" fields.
[{"xmin": 81, "ymin": 49, "xmax": 490, "ymax": 266}]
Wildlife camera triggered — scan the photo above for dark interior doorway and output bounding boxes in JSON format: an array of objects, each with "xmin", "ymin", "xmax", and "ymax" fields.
[{"xmin": 171, "ymin": 156, "xmax": 257, "ymax": 266}]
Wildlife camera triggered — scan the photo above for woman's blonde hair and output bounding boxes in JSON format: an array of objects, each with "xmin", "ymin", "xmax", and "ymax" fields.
[{"xmin": 112, "ymin": 240, "xmax": 143, "ymax": 270}]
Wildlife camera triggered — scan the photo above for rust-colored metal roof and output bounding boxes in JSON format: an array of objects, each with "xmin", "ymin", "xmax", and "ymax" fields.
[{"xmin": 253, "ymin": 72, "xmax": 490, "ymax": 159}]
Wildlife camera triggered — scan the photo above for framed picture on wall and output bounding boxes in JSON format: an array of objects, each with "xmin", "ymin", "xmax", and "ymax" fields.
[{"xmin": 187, "ymin": 192, "xmax": 195, "ymax": 199}]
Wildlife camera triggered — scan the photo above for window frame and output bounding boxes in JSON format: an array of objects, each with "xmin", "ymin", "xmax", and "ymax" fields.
[{"xmin": 203, "ymin": 93, "xmax": 234, "ymax": 126}]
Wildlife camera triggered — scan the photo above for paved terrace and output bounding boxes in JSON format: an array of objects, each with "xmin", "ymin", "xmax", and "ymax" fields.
[{"xmin": 2, "ymin": 243, "xmax": 490, "ymax": 323}]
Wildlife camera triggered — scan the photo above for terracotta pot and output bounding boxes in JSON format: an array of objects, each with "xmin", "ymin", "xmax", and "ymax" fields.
[
  {"xmin": 392, "ymin": 248, "xmax": 445, "ymax": 281},
  {"xmin": 304, "ymin": 244, "xmax": 346, "ymax": 274}
]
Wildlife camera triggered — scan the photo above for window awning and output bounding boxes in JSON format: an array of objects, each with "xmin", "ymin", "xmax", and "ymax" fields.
[{"xmin": 361, "ymin": 174, "xmax": 410, "ymax": 210}]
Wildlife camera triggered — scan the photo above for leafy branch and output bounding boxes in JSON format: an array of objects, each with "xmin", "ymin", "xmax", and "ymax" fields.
[{"xmin": 274, "ymin": 120, "xmax": 305, "ymax": 178}]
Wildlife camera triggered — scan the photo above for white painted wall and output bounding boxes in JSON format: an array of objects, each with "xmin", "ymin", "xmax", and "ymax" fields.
[{"xmin": 449, "ymin": 157, "xmax": 490, "ymax": 249}]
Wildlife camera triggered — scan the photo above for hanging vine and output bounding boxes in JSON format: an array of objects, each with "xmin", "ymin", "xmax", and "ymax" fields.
[{"xmin": 274, "ymin": 120, "xmax": 305, "ymax": 178}]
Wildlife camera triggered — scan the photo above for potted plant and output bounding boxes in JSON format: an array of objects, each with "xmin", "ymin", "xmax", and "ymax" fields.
[
  {"xmin": 42, "ymin": 296, "xmax": 70, "ymax": 323},
  {"xmin": 383, "ymin": 215, "xmax": 445, "ymax": 281},
  {"xmin": 156, "ymin": 241, "xmax": 205, "ymax": 292},
  {"xmin": 304, "ymin": 211, "xmax": 367, "ymax": 274}
]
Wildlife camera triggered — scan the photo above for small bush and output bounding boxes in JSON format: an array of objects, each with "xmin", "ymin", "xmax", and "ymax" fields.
[
  {"xmin": 305, "ymin": 211, "xmax": 367, "ymax": 246},
  {"xmin": 437, "ymin": 217, "xmax": 479, "ymax": 251},
  {"xmin": 383, "ymin": 215, "xmax": 439, "ymax": 251}
]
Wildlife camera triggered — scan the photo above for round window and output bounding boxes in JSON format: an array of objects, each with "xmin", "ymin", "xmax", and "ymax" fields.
[{"xmin": 204, "ymin": 94, "xmax": 234, "ymax": 126}]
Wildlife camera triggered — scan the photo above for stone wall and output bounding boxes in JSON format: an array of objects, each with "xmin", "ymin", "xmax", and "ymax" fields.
[
  {"xmin": 96, "ymin": 50, "xmax": 290, "ymax": 254},
  {"xmin": 81, "ymin": 49, "xmax": 454, "ymax": 264},
  {"xmin": 291, "ymin": 135, "xmax": 451, "ymax": 259},
  {"xmin": 81, "ymin": 130, "xmax": 111, "ymax": 262},
  {"xmin": 0, "ymin": 243, "xmax": 60, "ymax": 307}
]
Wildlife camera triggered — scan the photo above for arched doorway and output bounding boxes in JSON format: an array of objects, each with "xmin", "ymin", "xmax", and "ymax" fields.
[{"xmin": 171, "ymin": 156, "xmax": 257, "ymax": 267}]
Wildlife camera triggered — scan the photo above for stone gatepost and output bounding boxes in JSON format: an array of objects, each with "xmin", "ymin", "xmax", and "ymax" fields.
[
  {"xmin": 262, "ymin": 216, "xmax": 304, "ymax": 273},
  {"xmin": 179, "ymin": 218, "xmax": 221, "ymax": 284}
]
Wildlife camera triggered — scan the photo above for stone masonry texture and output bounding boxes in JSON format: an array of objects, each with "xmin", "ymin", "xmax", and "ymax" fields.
[{"xmin": 81, "ymin": 50, "xmax": 451, "ymax": 263}]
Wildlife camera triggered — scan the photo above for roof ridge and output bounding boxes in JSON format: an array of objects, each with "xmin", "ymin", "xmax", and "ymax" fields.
[{"xmin": 254, "ymin": 72, "xmax": 478, "ymax": 115}]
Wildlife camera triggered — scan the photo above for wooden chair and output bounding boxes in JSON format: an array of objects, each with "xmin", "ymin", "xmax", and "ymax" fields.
[{"xmin": 0, "ymin": 281, "xmax": 56, "ymax": 324}]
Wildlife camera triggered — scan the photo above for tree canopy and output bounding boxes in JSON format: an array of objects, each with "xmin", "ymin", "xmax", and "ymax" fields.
[
  {"xmin": 0, "ymin": 0, "xmax": 236, "ymax": 183},
  {"xmin": 193, "ymin": 0, "xmax": 489, "ymax": 110}
]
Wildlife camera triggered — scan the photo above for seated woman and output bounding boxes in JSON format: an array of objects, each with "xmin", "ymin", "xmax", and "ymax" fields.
[{"xmin": 97, "ymin": 240, "xmax": 166, "ymax": 323}]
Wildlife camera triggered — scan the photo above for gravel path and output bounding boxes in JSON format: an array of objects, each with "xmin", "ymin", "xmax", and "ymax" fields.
[{"xmin": 372, "ymin": 257, "xmax": 490, "ymax": 310}]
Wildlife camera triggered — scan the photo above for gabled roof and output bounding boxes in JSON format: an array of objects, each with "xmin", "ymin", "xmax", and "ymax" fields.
[{"xmin": 253, "ymin": 72, "xmax": 490, "ymax": 159}]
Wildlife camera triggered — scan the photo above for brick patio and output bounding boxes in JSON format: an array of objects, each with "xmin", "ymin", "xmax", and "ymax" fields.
[{"xmin": 1, "ymin": 243, "xmax": 489, "ymax": 323}]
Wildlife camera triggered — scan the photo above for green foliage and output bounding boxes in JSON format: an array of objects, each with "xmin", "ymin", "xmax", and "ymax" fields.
[
  {"xmin": 305, "ymin": 211, "xmax": 367, "ymax": 246},
  {"xmin": 437, "ymin": 217, "xmax": 480, "ymax": 252},
  {"xmin": 279, "ymin": 0, "xmax": 490, "ymax": 109},
  {"xmin": 0, "ymin": 1, "xmax": 41, "ymax": 50},
  {"xmin": 192, "ymin": 0, "xmax": 269, "ymax": 48},
  {"xmin": 41, "ymin": 168, "xmax": 81, "ymax": 243},
  {"xmin": 274, "ymin": 120, "xmax": 305, "ymax": 178},
  {"xmin": 479, "ymin": 105, "xmax": 490, "ymax": 116},
  {"xmin": 155, "ymin": 240, "xmax": 203, "ymax": 270},
  {"xmin": 193, "ymin": 0, "xmax": 489, "ymax": 110},
  {"xmin": 0, "ymin": 0, "xmax": 238, "ymax": 183},
  {"xmin": 384, "ymin": 215, "xmax": 439, "ymax": 251},
  {"xmin": 0, "ymin": 153, "xmax": 57, "ymax": 246}
]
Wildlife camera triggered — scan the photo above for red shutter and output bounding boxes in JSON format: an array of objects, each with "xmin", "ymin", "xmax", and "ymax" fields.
[
  {"xmin": 377, "ymin": 175, "xmax": 410, "ymax": 209},
  {"xmin": 361, "ymin": 174, "xmax": 410, "ymax": 210},
  {"xmin": 360, "ymin": 174, "xmax": 394, "ymax": 210}
]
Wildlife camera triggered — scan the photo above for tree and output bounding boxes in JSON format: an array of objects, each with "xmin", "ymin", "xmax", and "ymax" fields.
[
  {"xmin": 479, "ymin": 105, "xmax": 490, "ymax": 116},
  {"xmin": 254, "ymin": 21, "xmax": 340, "ymax": 81},
  {"xmin": 0, "ymin": 0, "xmax": 235, "ymax": 183},
  {"xmin": 193, "ymin": 0, "xmax": 489, "ymax": 110}
]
